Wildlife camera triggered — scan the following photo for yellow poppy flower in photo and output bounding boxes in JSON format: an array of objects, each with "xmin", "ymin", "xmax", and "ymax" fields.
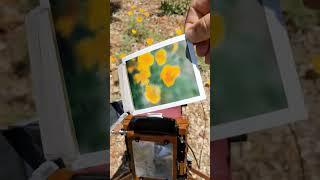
[
  {"xmin": 311, "ymin": 54, "xmax": 320, "ymax": 74},
  {"xmin": 127, "ymin": 65, "xmax": 135, "ymax": 73},
  {"xmin": 75, "ymin": 30, "xmax": 107, "ymax": 70},
  {"xmin": 131, "ymin": 29, "xmax": 137, "ymax": 35},
  {"xmin": 160, "ymin": 65, "xmax": 181, "ymax": 87},
  {"xmin": 155, "ymin": 49, "xmax": 167, "ymax": 66},
  {"xmin": 127, "ymin": 11, "xmax": 133, "ymax": 16},
  {"xmin": 139, "ymin": 8, "xmax": 145, "ymax": 13},
  {"xmin": 86, "ymin": 0, "xmax": 106, "ymax": 31},
  {"xmin": 175, "ymin": 28, "xmax": 183, "ymax": 35},
  {"xmin": 144, "ymin": 84, "xmax": 161, "ymax": 104},
  {"xmin": 134, "ymin": 69, "xmax": 151, "ymax": 85},
  {"xmin": 171, "ymin": 43, "xmax": 179, "ymax": 53},
  {"xmin": 146, "ymin": 38, "xmax": 154, "ymax": 45},
  {"xmin": 76, "ymin": 38, "xmax": 95, "ymax": 69},
  {"xmin": 137, "ymin": 63, "xmax": 150, "ymax": 72},
  {"xmin": 144, "ymin": 12, "xmax": 150, "ymax": 17},
  {"xmin": 131, "ymin": 5, "xmax": 137, "ymax": 10},
  {"xmin": 137, "ymin": 53, "xmax": 154, "ymax": 70},
  {"xmin": 136, "ymin": 16, "xmax": 143, "ymax": 23},
  {"xmin": 55, "ymin": 16, "xmax": 75, "ymax": 38},
  {"xmin": 212, "ymin": 13, "xmax": 224, "ymax": 48}
]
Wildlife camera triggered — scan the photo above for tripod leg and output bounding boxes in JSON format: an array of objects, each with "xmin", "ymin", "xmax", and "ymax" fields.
[{"xmin": 112, "ymin": 170, "xmax": 132, "ymax": 180}]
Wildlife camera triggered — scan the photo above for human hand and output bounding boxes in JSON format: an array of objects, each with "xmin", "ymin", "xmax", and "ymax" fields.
[{"xmin": 185, "ymin": 0, "xmax": 210, "ymax": 63}]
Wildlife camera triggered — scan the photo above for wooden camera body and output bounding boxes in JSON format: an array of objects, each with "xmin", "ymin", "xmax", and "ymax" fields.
[{"xmin": 122, "ymin": 114, "xmax": 189, "ymax": 180}]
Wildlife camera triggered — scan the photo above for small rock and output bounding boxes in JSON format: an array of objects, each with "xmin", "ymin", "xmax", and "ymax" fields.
[{"xmin": 111, "ymin": 70, "xmax": 119, "ymax": 83}]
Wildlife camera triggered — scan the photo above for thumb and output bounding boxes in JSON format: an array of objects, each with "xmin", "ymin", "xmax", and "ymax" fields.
[{"xmin": 185, "ymin": 13, "xmax": 210, "ymax": 43}]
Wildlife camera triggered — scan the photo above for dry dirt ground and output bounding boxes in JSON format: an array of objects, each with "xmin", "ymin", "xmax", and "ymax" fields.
[
  {"xmin": 0, "ymin": 0, "xmax": 38, "ymax": 128},
  {"xmin": 109, "ymin": 0, "xmax": 211, "ymax": 178}
]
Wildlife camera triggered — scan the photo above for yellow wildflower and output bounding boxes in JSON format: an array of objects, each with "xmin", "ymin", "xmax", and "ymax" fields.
[
  {"xmin": 155, "ymin": 49, "xmax": 167, "ymax": 66},
  {"xmin": 127, "ymin": 11, "xmax": 133, "ymax": 16},
  {"xmin": 131, "ymin": 5, "xmax": 137, "ymax": 10},
  {"xmin": 171, "ymin": 43, "xmax": 179, "ymax": 53},
  {"xmin": 55, "ymin": 16, "xmax": 75, "ymax": 38},
  {"xmin": 139, "ymin": 8, "xmax": 145, "ymax": 13},
  {"xmin": 144, "ymin": 12, "xmax": 150, "ymax": 17},
  {"xmin": 146, "ymin": 38, "xmax": 154, "ymax": 45},
  {"xmin": 160, "ymin": 65, "xmax": 181, "ymax": 87},
  {"xmin": 175, "ymin": 28, "xmax": 183, "ymax": 35},
  {"xmin": 137, "ymin": 53, "xmax": 154, "ymax": 71},
  {"xmin": 134, "ymin": 69, "xmax": 151, "ymax": 85},
  {"xmin": 119, "ymin": 53, "xmax": 126, "ymax": 59},
  {"xmin": 131, "ymin": 29, "xmax": 137, "ymax": 35},
  {"xmin": 136, "ymin": 16, "xmax": 143, "ymax": 23},
  {"xmin": 110, "ymin": 55, "xmax": 116, "ymax": 63},
  {"xmin": 144, "ymin": 84, "xmax": 161, "ymax": 104},
  {"xmin": 212, "ymin": 13, "xmax": 224, "ymax": 48},
  {"xmin": 311, "ymin": 54, "xmax": 320, "ymax": 74},
  {"xmin": 205, "ymin": 80, "xmax": 210, "ymax": 87}
]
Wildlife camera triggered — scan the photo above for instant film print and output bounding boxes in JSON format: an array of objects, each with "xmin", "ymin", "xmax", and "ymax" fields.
[{"xmin": 119, "ymin": 35, "xmax": 206, "ymax": 115}]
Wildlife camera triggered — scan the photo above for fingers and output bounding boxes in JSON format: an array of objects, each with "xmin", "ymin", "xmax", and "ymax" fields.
[
  {"xmin": 185, "ymin": 6, "xmax": 200, "ymax": 32},
  {"xmin": 190, "ymin": 0, "xmax": 210, "ymax": 16},
  {"xmin": 195, "ymin": 40, "xmax": 210, "ymax": 64},
  {"xmin": 185, "ymin": 13, "xmax": 210, "ymax": 43},
  {"xmin": 195, "ymin": 40, "xmax": 210, "ymax": 57},
  {"xmin": 184, "ymin": 0, "xmax": 211, "ymax": 64},
  {"xmin": 205, "ymin": 53, "xmax": 210, "ymax": 64},
  {"xmin": 185, "ymin": 0, "xmax": 210, "ymax": 41},
  {"xmin": 185, "ymin": 0, "xmax": 210, "ymax": 26}
]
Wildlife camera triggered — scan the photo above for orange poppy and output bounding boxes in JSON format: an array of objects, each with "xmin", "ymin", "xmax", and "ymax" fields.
[
  {"xmin": 155, "ymin": 49, "xmax": 167, "ymax": 66},
  {"xmin": 144, "ymin": 84, "xmax": 161, "ymax": 104},
  {"xmin": 160, "ymin": 65, "xmax": 181, "ymax": 87}
]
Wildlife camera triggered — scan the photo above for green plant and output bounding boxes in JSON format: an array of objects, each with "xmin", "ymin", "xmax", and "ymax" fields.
[
  {"xmin": 159, "ymin": 0, "xmax": 190, "ymax": 16},
  {"xmin": 280, "ymin": 0, "xmax": 320, "ymax": 28},
  {"xmin": 119, "ymin": 10, "xmax": 165, "ymax": 56},
  {"xmin": 197, "ymin": 56, "xmax": 210, "ymax": 71}
]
